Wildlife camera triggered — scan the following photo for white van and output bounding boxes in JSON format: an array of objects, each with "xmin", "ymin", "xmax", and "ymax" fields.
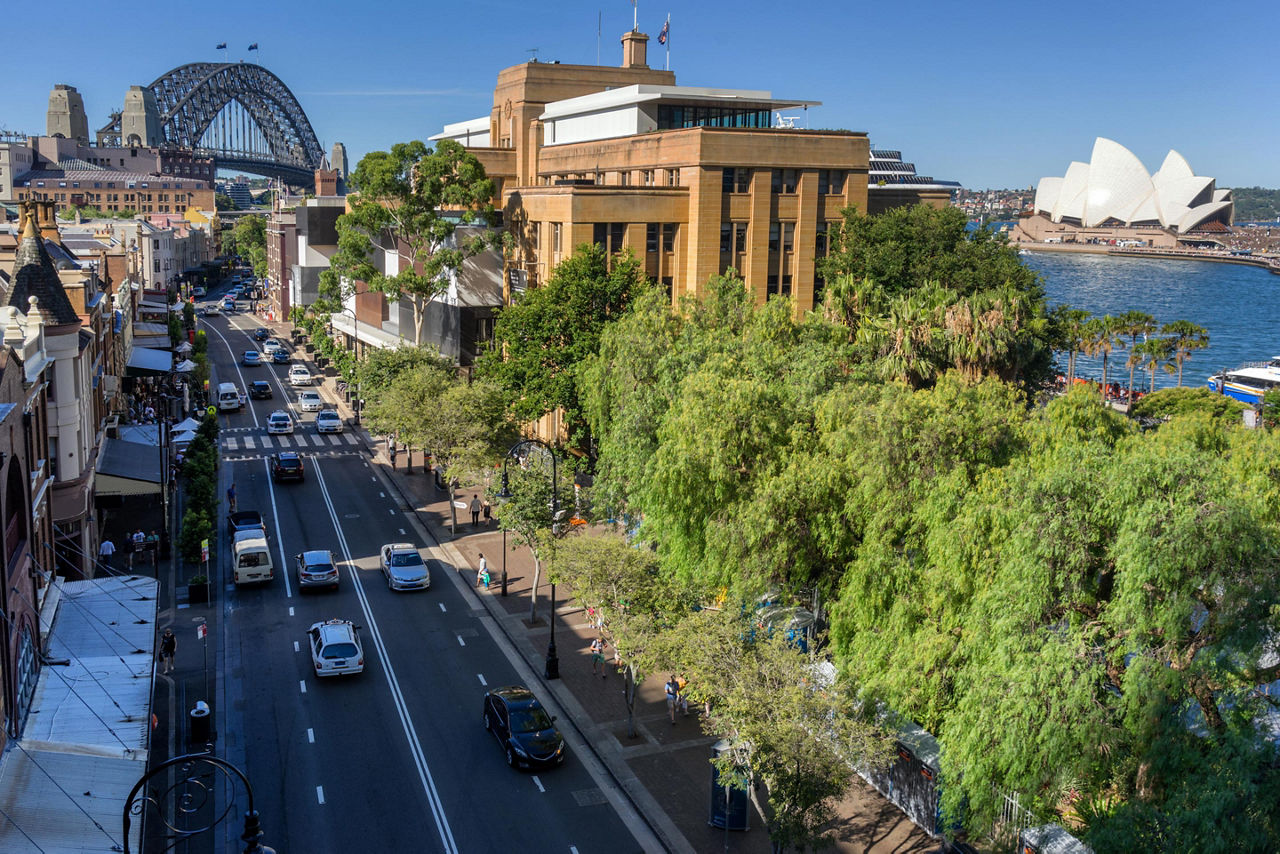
[
  {"xmin": 232, "ymin": 528, "xmax": 273, "ymax": 585},
  {"xmin": 218, "ymin": 382, "xmax": 242, "ymax": 412}
]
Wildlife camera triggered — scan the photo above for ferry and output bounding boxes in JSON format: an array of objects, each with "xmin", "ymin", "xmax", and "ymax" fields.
[{"xmin": 1207, "ymin": 358, "xmax": 1280, "ymax": 405}]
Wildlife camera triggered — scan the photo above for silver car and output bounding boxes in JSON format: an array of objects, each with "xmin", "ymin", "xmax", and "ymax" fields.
[
  {"xmin": 296, "ymin": 549, "xmax": 340, "ymax": 590},
  {"xmin": 379, "ymin": 543, "xmax": 430, "ymax": 591}
]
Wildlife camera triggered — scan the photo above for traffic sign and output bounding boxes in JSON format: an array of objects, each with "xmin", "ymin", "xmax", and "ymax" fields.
[
  {"xmin": 207, "ymin": 405, "xmax": 217, "ymax": 416},
  {"xmin": 201, "ymin": 538, "xmax": 209, "ymax": 562}
]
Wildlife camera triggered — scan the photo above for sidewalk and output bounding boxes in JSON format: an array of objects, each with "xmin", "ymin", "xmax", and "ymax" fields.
[{"xmin": 278, "ymin": 322, "xmax": 936, "ymax": 854}]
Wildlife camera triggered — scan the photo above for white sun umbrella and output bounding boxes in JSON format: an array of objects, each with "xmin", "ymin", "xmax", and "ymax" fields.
[
  {"xmin": 174, "ymin": 417, "xmax": 202, "ymax": 432},
  {"xmin": 175, "ymin": 359, "xmax": 197, "ymax": 372},
  {"xmin": 175, "ymin": 341, "xmax": 193, "ymax": 354},
  {"xmin": 172, "ymin": 430, "xmax": 199, "ymax": 445}
]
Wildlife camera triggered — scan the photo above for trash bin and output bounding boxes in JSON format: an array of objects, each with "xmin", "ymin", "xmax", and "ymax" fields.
[
  {"xmin": 708, "ymin": 738, "xmax": 750, "ymax": 830},
  {"xmin": 188, "ymin": 701, "xmax": 211, "ymax": 743}
]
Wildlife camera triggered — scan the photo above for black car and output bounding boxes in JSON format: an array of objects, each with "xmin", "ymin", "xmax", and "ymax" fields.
[
  {"xmin": 272, "ymin": 349, "xmax": 290, "ymax": 364},
  {"xmin": 270, "ymin": 451, "xmax": 305, "ymax": 482},
  {"xmin": 253, "ymin": 327, "xmax": 269, "ymax": 341},
  {"xmin": 482, "ymin": 686, "xmax": 566, "ymax": 769},
  {"xmin": 248, "ymin": 380, "xmax": 273, "ymax": 399}
]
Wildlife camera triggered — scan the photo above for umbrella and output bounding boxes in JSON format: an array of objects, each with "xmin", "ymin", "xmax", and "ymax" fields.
[
  {"xmin": 174, "ymin": 359, "xmax": 197, "ymax": 373},
  {"xmin": 172, "ymin": 430, "xmax": 199, "ymax": 444},
  {"xmin": 175, "ymin": 341, "xmax": 193, "ymax": 354},
  {"xmin": 174, "ymin": 417, "xmax": 202, "ymax": 432}
]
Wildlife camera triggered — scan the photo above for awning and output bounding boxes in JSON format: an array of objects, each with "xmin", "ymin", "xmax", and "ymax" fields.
[
  {"xmin": 134, "ymin": 321, "xmax": 168, "ymax": 335},
  {"xmin": 125, "ymin": 346, "xmax": 172, "ymax": 377},
  {"xmin": 96, "ymin": 437, "xmax": 162, "ymax": 496},
  {"xmin": 138, "ymin": 300, "xmax": 169, "ymax": 314},
  {"xmin": 132, "ymin": 334, "xmax": 171, "ymax": 350},
  {"xmin": 173, "ymin": 429, "xmax": 198, "ymax": 444},
  {"xmin": 175, "ymin": 341, "xmax": 193, "ymax": 354}
]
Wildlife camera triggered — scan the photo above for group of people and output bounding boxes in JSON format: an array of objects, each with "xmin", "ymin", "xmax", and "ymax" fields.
[{"xmin": 98, "ymin": 528, "xmax": 161, "ymax": 570}]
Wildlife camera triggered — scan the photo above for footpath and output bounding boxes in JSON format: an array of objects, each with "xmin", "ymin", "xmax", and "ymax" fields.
[{"xmin": 275, "ymin": 320, "xmax": 937, "ymax": 854}]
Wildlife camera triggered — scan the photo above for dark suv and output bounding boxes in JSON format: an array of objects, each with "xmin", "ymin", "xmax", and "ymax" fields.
[
  {"xmin": 270, "ymin": 451, "xmax": 304, "ymax": 482},
  {"xmin": 482, "ymin": 686, "xmax": 566, "ymax": 769},
  {"xmin": 248, "ymin": 381, "xmax": 273, "ymax": 399}
]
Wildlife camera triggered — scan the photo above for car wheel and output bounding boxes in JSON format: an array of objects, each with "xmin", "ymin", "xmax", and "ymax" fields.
[
  {"xmin": 505, "ymin": 745, "xmax": 516, "ymax": 767},
  {"xmin": 387, "ymin": 571, "xmax": 394, "ymax": 590}
]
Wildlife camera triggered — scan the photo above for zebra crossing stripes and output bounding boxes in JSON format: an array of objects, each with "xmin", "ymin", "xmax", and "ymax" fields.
[{"xmin": 221, "ymin": 431, "xmax": 358, "ymax": 452}]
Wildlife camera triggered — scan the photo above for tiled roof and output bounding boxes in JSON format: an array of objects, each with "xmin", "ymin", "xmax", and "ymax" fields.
[
  {"xmin": 7, "ymin": 218, "xmax": 81, "ymax": 324},
  {"xmin": 16, "ymin": 169, "xmax": 209, "ymax": 189}
]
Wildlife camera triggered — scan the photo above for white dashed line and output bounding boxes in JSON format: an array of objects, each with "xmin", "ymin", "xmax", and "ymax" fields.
[
  {"xmin": 570, "ymin": 847, "xmax": 579, "ymax": 854},
  {"xmin": 457, "ymin": 635, "xmax": 466, "ymax": 647},
  {"xmin": 438, "ymin": 603, "xmax": 447, "ymax": 613},
  {"xmin": 371, "ymin": 476, "xmax": 376, "ymax": 482},
  {"xmin": 316, "ymin": 786, "xmax": 325, "ymax": 805},
  {"xmin": 307, "ymin": 728, "xmax": 315, "ymax": 743},
  {"xmin": 293, "ymin": 641, "xmax": 299, "ymax": 653},
  {"xmin": 532, "ymin": 776, "xmax": 545, "ymax": 793},
  {"xmin": 379, "ymin": 491, "xmax": 386, "ymax": 498},
  {"xmin": 299, "ymin": 681, "xmax": 307, "ymax": 694},
  {"xmin": 289, "ymin": 607, "xmax": 295, "ymax": 617},
  {"xmin": 389, "ymin": 509, "xmax": 396, "ymax": 515},
  {"xmin": 398, "ymin": 528, "xmax": 406, "ymax": 535},
  {"xmin": 477, "ymin": 674, "xmax": 487, "ymax": 686}
]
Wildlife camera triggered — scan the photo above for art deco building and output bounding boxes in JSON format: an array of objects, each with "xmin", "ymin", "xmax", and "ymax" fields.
[{"xmin": 432, "ymin": 29, "xmax": 951, "ymax": 312}]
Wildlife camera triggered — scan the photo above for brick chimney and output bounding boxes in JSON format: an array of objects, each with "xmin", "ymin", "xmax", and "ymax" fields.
[
  {"xmin": 37, "ymin": 200, "xmax": 63, "ymax": 246},
  {"xmin": 621, "ymin": 30, "xmax": 649, "ymax": 69},
  {"xmin": 314, "ymin": 169, "xmax": 338, "ymax": 196}
]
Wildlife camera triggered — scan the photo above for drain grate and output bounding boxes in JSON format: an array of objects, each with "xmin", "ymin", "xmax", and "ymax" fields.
[{"xmin": 572, "ymin": 788, "xmax": 607, "ymax": 807}]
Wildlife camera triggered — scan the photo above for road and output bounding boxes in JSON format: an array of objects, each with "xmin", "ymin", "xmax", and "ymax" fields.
[{"xmin": 198, "ymin": 284, "xmax": 646, "ymax": 853}]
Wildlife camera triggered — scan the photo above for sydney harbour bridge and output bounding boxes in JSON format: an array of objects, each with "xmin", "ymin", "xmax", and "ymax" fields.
[{"xmin": 96, "ymin": 62, "xmax": 324, "ymax": 186}]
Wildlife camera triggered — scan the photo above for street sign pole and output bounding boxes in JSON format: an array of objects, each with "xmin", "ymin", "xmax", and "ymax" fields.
[{"xmin": 197, "ymin": 620, "xmax": 210, "ymax": 705}]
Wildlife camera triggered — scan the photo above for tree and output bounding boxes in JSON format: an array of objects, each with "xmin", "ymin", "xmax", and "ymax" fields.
[
  {"xmin": 479, "ymin": 242, "xmax": 649, "ymax": 453},
  {"xmin": 495, "ymin": 449, "xmax": 575, "ymax": 624},
  {"xmin": 215, "ymin": 192, "xmax": 237, "ymax": 211},
  {"xmin": 1083, "ymin": 314, "xmax": 1122, "ymax": 398},
  {"xmin": 320, "ymin": 140, "xmax": 496, "ymax": 343},
  {"xmin": 361, "ymin": 361, "xmax": 451, "ymax": 474},
  {"xmin": 1114, "ymin": 310, "xmax": 1157, "ymax": 405},
  {"xmin": 1131, "ymin": 386, "xmax": 1247, "ymax": 423},
  {"xmin": 357, "ymin": 345, "xmax": 449, "ymax": 397},
  {"xmin": 1048, "ymin": 306, "xmax": 1092, "ymax": 384},
  {"xmin": 1161, "ymin": 319, "xmax": 1210, "ymax": 386},
  {"xmin": 224, "ymin": 214, "xmax": 267, "ymax": 279}
]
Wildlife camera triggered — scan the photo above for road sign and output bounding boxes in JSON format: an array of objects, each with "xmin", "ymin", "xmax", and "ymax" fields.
[
  {"xmin": 197, "ymin": 623, "xmax": 208, "ymax": 640},
  {"xmin": 207, "ymin": 405, "xmax": 217, "ymax": 416},
  {"xmin": 201, "ymin": 538, "xmax": 209, "ymax": 562}
]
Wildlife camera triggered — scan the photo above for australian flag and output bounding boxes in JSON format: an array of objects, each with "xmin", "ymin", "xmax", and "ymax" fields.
[
  {"xmin": 248, "ymin": 43, "xmax": 259, "ymax": 51},
  {"xmin": 216, "ymin": 42, "xmax": 227, "ymax": 49},
  {"xmin": 658, "ymin": 20, "xmax": 668, "ymax": 44}
]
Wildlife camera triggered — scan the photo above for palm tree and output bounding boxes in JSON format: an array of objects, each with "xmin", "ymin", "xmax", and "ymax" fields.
[
  {"xmin": 1050, "ymin": 306, "xmax": 1092, "ymax": 385},
  {"xmin": 1083, "ymin": 315, "xmax": 1122, "ymax": 401},
  {"xmin": 1160, "ymin": 320, "xmax": 1210, "ymax": 386},
  {"xmin": 1116, "ymin": 310, "xmax": 1157, "ymax": 405}
]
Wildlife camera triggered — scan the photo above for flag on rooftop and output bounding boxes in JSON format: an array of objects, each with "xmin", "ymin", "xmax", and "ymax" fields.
[
  {"xmin": 248, "ymin": 43, "xmax": 259, "ymax": 51},
  {"xmin": 658, "ymin": 20, "xmax": 668, "ymax": 44}
]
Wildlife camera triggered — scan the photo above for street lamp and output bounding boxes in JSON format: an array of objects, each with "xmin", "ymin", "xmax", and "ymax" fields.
[
  {"xmin": 499, "ymin": 439, "xmax": 561, "ymax": 679},
  {"xmin": 336, "ymin": 305, "xmax": 362, "ymax": 427}
]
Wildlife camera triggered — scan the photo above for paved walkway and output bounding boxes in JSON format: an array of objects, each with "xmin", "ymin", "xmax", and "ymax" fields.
[{"xmin": 274, "ymin": 321, "xmax": 937, "ymax": 854}]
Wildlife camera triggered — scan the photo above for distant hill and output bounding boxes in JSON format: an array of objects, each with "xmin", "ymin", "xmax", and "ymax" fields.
[{"xmin": 1228, "ymin": 187, "xmax": 1280, "ymax": 222}]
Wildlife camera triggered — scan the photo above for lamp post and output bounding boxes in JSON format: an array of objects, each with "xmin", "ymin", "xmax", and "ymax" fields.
[
  {"xmin": 337, "ymin": 306, "xmax": 362, "ymax": 427},
  {"xmin": 499, "ymin": 439, "xmax": 561, "ymax": 678}
]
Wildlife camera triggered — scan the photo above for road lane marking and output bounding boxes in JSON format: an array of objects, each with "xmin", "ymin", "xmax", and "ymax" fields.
[
  {"xmin": 316, "ymin": 786, "xmax": 325, "ymax": 805},
  {"xmin": 477, "ymin": 674, "xmax": 487, "ymax": 686},
  {"xmin": 244, "ymin": 436, "xmax": 255, "ymax": 449},
  {"xmin": 299, "ymin": 681, "xmax": 307, "ymax": 694},
  {"xmin": 389, "ymin": 509, "xmax": 395, "ymax": 515},
  {"xmin": 457, "ymin": 635, "xmax": 466, "ymax": 647},
  {"xmin": 370, "ymin": 476, "xmax": 376, "ymax": 481},
  {"xmin": 398, "ymin": 528, "xmax": 406, "ymax": 535},
  {"xmin": 289, "ymin": 607, "xmax": 294, "ymax": 616},
  {"xmin": 226, "ymin": 438, "xmax": 239, "ymax": 451},
  {"xmin": 439, "ymin": 603, "xmax": 446, "ymax": 613},
  {"xmin": 570, "ymin": 848, "xmax": 579, "ymax": 854},
  {"xmin": 532, "ymin": 776, "xmax": 545, "ymax": 793},
  {"xmin": 379, "ymin": 491, "xmax": 385, "ymax": 498},
  {"xmin": 307, "ymin": 728, "xmax": 315, "ymax": 743},
  {"xmin": 293, "ymin": 641, "xmax": 299, "ymax": 652},
  {"xmin": 312, "ymin": 459, "xmax": 460, "ymax": 854},
  {"xmin": 266, "ymin": 457, "xmax": 295, "ymax": 599},
  {"xmin": 201, "ymin": 320, "xmax": 261, "ymax": 429}
]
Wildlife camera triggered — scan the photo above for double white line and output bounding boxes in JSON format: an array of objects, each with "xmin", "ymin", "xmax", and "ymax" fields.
[{"xmin": 313, "ymin": 458, "xmax": 459, "ymax": 854}]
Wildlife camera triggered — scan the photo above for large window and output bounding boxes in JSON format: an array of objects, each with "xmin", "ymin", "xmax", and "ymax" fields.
[
  {"xmin": 722, "ymin": 167, "xmax": 752, "ymax": 194},
  {"xmin": 817, "ymin": 170, "xmax": 845, "ymax": 195},
  {"xmin": 658, "ymin": 104, "xmax": 772, "ymax": 130},
  {"xmin": 593, "ymin": 222, "xmax": 626, "ymax": 259},
  {"xmin": 771, "ymin": 169, "xmax": 797, "ymax": 195}
]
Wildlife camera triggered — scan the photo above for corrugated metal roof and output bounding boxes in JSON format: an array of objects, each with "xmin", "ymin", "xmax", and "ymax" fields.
[{"xmin": 0, "ymin": 747, "xmax": 141, "ymax": 853}]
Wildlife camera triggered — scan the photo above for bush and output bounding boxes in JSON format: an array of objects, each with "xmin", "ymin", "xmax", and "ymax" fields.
[
  {"xmin": 1131, "ymin": 387, "xmax": 1248, "ymax": 423},
  {"xmin": 194, "ymin": 330, "xmax": 208, "ymax": 355},
  {"xmin": 179, "ymin": 507, "xmax": 212, "ymax": 564}
]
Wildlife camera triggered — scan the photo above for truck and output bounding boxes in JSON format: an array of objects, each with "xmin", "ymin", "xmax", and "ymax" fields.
[{"xmin": 227, "ymin": 510, "xmax": 266, "ymax": 542}]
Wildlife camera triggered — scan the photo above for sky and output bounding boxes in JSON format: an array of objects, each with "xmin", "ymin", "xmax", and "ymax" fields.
[{"xmin": 2, "ymin": 0, "xmax": 1276, "ymax": 190}]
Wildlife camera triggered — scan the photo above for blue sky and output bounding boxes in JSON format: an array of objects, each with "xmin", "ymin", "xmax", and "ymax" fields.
[{"xmin": 2, "ymin": 0, "xmax": 1276, "ymax": 190}]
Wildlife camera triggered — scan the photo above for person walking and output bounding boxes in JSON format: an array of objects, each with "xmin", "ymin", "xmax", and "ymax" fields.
[
  {"xmin": 665, "ymin": 675, "xmax": 680, "ymax": 724},
  {"xmin": 469, "ymin": 494, "xmax": 482, "ymax": 526},
  {"xmin": 482, "ymin": 497, "xmax": 492, "ymax": 525},
  {"xmin": 98, "ymin": 538, "xmax": 116, "ymax": 570},
  {"xmin": 476, "ymin": 553, "xmax": 490, "ymax": 588},
  {"xmin": 389, "ymin": 442, "xmax": 398, "ymax": 470},
  {"xmin": 676, "ymin": 674, "xmax": 690, "ymax": 716},
  {"xmin": 159, "ymin": 628, "xmax": 177, "ymax": 674},
  {"xmin": 226, "ymin": 482, "xmax": 237, "ymax": 512},
  {"xmin": 130, "ymin": 528, "xmax": 145, "ymax": 569},
  {"xmin": 147, "ymin": 530, "xmax": 160, "ymax": 568},
  {"xmin": 590, "ymin": 637, "xmax": 607, "ymax": 678}
]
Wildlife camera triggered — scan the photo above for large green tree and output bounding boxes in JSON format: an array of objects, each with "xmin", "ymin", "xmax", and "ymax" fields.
[
  {"xmin": 320, "ymin": 140, "xmax": 496, "ymax": 343},
  {"xmin": 224, "ymin": 213, "xmax": 268, "ymax": 278}
]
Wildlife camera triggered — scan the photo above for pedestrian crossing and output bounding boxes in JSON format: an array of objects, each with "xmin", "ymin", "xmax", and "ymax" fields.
[{"xmin": 222, "ymin": 431, "xmax": 359, "ymax": 451}]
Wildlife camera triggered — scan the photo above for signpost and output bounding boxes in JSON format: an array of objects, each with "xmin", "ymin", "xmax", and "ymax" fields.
[{"xmin": 196, "ymin": 618, "xmax": 210, "ymax": 714}]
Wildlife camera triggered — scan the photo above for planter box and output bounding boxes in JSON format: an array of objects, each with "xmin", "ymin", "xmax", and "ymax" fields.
[
  {"xmin": 187, "ymin": 580, "xmax": 210, "ymax": 604},
  {"xmin": 305, "ymin": 343, "xmax": 315, "ymax": 354}
]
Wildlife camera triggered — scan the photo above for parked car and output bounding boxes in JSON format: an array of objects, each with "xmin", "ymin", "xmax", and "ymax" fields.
[
  {"xmin": 296, "ymin": 549, "xmax": 340, "ymax": 591},
  {"xmin": 482, "ymin": 686, "xmax": 566, "ymax": 769},
  {"xmin": 298, "ymin": 390, "xmax": 323, "ymax": 411},
  {"xmin": 270, "ymin": 451, "xmax": 304, "ymax": 481},
  {"xmin": 272, "ymin": 349, "xmax": 290, "ymax": 364},
  {"xmin": 248, "ymin": 380, "xmax": 273, "ymax": 399},
  {"xmin": 379, "ymin": 543, "xmax": 429, "ymax": 591},
  {"xmin": 288, "ymin": 365, "xmax": 312, "ymax": 386},
  {"xmin": 253, "ymin": 327, "xmax": 270, "ymax": 341},
  {"xmin": 202, "ymin": 304, "xmax": 220, "ymax": 316},
  {"xmin": 193, "ymin": 286, "xmax": 207, "ymax": 298},
  {"xmin": 315, "ymin": 410, "xmax": 343, "ymax": 433},
  {"xmin": 266, "ymin": 410, "xmax": 294, "ymax": 434},
  {"xmin": 262, "ymin": 338, "xmax": 284, "ymax": 355},
  {"xmin": 242, "ymin": 351, "xmax": 262, "ymax": 367},
  {"xmin": 307, "ymin": 619, "xmax": 364, "ymax": 677}
]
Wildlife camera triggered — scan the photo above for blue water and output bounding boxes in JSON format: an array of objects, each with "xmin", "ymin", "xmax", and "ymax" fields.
[{"xmin": 1022, "ymin": 251, "xmax": 1280, "ymax": 390}]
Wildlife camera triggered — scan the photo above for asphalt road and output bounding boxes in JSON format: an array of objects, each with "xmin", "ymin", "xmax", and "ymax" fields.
[{"xmin": 198, "ymin": 287, "xmax": 645, "ymax": 853}]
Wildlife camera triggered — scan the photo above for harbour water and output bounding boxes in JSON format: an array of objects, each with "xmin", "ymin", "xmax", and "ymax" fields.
[{"xmin": 1023, "ymin": 250, "xmax": 1279, "ymax": 390}]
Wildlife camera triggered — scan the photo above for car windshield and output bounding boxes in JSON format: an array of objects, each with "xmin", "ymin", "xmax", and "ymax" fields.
[
  {"xmin": 277, "ymin": 458, "xmax": 300, "ymax": 469},
  {"xmin": 270, "ymin": 417, "xmax": 288, "ymax": 425},
  {"xmin": 510, "ymin": 705, "xmax": 554, "ymax": 733},
  {"xmin": 304, "ymin": 562, "xmax": 334, "ymax": 574},
  {"xmin": 390, "ymin": 553, "xmax": 423, "ymax": 567},
  {"xmin": 321, "ymin": 642, "xmax": 358, "ymax": 660}
]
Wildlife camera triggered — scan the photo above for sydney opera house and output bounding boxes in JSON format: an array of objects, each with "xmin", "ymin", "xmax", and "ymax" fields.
[{"xmin": 1012, "ymin": 138, "xmax": 1233, "ymax": 248}]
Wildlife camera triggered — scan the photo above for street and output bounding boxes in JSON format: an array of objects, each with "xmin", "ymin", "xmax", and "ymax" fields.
[{"xmin": 198, "ymin": 289, "xmax": 648, "ymax": 853}]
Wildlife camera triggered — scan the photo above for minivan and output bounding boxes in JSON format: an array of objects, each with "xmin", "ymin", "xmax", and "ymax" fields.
[
  {"xmin": 232, "ymin": 528, "xmax": 274, "ymax": 585},
  {"xmin": 217, "ymin": 382, "xmax": 242, "ymax": 412}
]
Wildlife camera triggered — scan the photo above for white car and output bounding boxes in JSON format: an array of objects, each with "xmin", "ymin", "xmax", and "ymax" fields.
[
  {"xmin": 298, "ymin": 391, "xmax": 323, "ymax": 412},
  {"xmin": 262, "ymin": 338, "xmax": 284, "ymax": 356},
  {"xmin": 315, "ymin": 410, "xmax": 344, "ymax": 433},
  {"xmin": 288, "ymin": 365, "xmax": 312, "ymax": 386},
  {"xmin": 380, "ymin": 543, "xmax": 430, "ymax": 591},
  {"xmin": 266, "ymin": 410, "xmax": 294, "ymax": 434},
  {"xmin": 307, "ymin": 619, "xmax": 363, "ymax": 676}
]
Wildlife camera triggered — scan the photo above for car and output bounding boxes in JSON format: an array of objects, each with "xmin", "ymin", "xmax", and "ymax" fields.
[
  {"xmin": 296, "ymin": 549, "xmax": 340, "ymax": 590},
  {"xmin": 272, "ymin": 349, "xmax": 290, "ymax": 364},
  {"xmin": 266, "ymin": 410, "xmax": 294, "ymax": 434},
  {"xmin": 193, "ymin": 286, "xmax": 207, "ymax": 298},
  {"xmin": 379, "ymin": 543, "xmax": 430, "ymax": 591},
  {"xmin": 298, "ymin": 390, "xmax": 323, "ymax": 411},
  {"xmin": 315, "ymin": 410, "xmax": 343, "ymax": 433},
  {"xmin": 248, "ymin": 380, "xmax": 273, "ymax": 400},
  {"xmin": 202, "ymin": 304, "xmax": 220, "ymax": 316},
  {"xmin": 482, "ymin": 686, "xmax": 567, "ymax": 769},
  {"xmin": 222, "ymin": 298, "xmax": 237, "ymax": 313},
  {"xmin": 242, "ymin": 351, "xmax": 262, "ymax": 367},
  {"xmin": 307, "ymin": 619, "xmax": 364, "ymax": 677},
  {"xmin": 288, "ymin": 365, "xmax": 312, "ymax": 386},
  {"xmin": 253, "ymin": 327, "xmax": 269, "ymax": 341},
  {"xmin": 231, "ymin": 274, "xmax": 242, "ymax": 285},
  {"xmin": 262, "ymin": 338, "xmax": 284, "ymax": 355},
  {"xmin": 270, "ymin": 451, "xmax": 304, "ymax": 480}
]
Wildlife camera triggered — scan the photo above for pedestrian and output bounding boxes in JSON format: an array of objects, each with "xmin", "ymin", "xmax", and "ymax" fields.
[
  {"xmin": 147, "ymin": 530, "xmax": 160, "ymax": 567},
  {"xmin": 590, "ymin": 637, "xmax": 607, "ymax": 678},
  {"xmin": 482, "ymin": 497, "xmax": 492, "ymax": 524},
  {"xmin": 131, "ymin": 528, "xmax": 146, "ymax": 559},
  {"xmin": 226, "ymin": 482, "xmax": 237, "ymax": 512},
  {"xmin": 476, "ymin": 553, "xmax": 490, "ymax": 588},
  {"xmin": 470, "ymin": 494, "xmax": 482, "ymax": 526},
  {"xmin": 676, "ymin": 674, "xmax": 690, "ymax": 716},
  {"xmin": 389, "ymin": 442, "xmax": 397, "ymax": 470},
  {"xmin": 98, "ymin": 538, "xmax": 116, "ymax": 570},
  {"xmin": 159, "ymin": 628, "xmax": 176, "ymax": 674},
  {"xmin": 665, "ymin": 674, "xmax": 680, "ymax": 724}
]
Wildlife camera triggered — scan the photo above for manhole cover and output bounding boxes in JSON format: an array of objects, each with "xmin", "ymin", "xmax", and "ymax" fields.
[
  {"xmin": 572, "ymin": 788, "xmax": 607, "ymax": 807},
  {"xmin": 343, "ymin": 514, "xmax": 360, "ymax": 519}
]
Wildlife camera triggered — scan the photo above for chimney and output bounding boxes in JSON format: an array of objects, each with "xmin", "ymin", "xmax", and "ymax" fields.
[
  {"xmin": 314, "ymin": 169, "xmax": 338, "ymax": 197},
  {"xmin": 621, "ymin": 30, "xmax": 649, "ymax": 69},
  {"xmin": 38, "ymin": 201, "xmax": 63, "ymax": 246}
]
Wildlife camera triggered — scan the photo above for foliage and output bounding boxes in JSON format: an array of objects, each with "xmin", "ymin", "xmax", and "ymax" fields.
[
  {"xmin": 223, "ymin": 214, "xmax": 267, "ymax": 278},
  {"xmin": 55, "ymin": 205, "xmax": 140, "ymax": 220},
  {"xmin": 494, "ymin": 448, "xmax": 576, "ymax": 621},
  {"xmin": 181, "ymin": 301, "xmax": 196, "ymax": 329},
  {"xmin": 1160, "ymin": 319, "xmax": 1210, "ymax": 387},
  {"xmin": 1226, "ymin": 186, "xmax": 1280, "ymax": 222},
  {"xmin": 167, "ymin": 313, "xmax": 183, "ymax": 346},
  {"xmin": 1131, "ymin": 386, "xmax": 1248, "ymax": 423},
  {"xmin": 320, "ymin": 139, "xmax": 496, "ymax": 342},
  {"xmin": 214, "ymin": 192, "xmax": 237, "ymax": 211},
  {"xmin": 193, "ymin": 330, "xmax": 208, "ymax": 354},
  {"xmin": 479, "ymin": 242, "xmax": 649, "ymax": 451},
  {"xmin": 178, "ymin": 507, "xmax": 212, "ymax": 565},
  {"xmin": 357, "ymin": 345, "xmax": 451, "ymax": 396}
]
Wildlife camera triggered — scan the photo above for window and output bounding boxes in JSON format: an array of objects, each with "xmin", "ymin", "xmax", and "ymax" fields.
[
  {"xmin": 782, "ymin": 222, "xmax": 794, "ymax": 253},
  {"xmin": 642, "ymin": 170, "xmax": 654, "ymax": 186},
  {"xmin": 768, "ymin": 222, "xmax": 780, "ymax": 253},
  {"xmin": 650, "ymin": 224, "xmax": 661, "ymax": 254},
  {"xmin": 667, "ymin": 168, "xmax": 680, "ymax": 186},
  {"xmin": 620, "ymin": 171, "xmax": 630, "ymax": 186},
  {"xmin": 722, "ymin": 168, "xmax": 751, "ymax": 194},
  {"xmin": 552, "ymin": 222, "xmax": 562, "ymax": 255},
  {"xmin": 593, "ymin": 223, "xmax": 626, "ymax": 258},
  {"xmin": 767, "ymin": 275, "xmax": 779, "ymax": 298},
  {"xmin": 661, "ymin": 277, "xmax": 673, "ymax": 302},
  {"xmin": 719, "ymin": 224, "xmax": 731, "ymax": 255},
  {"xmin": 662, "ymin": 223, "xmax": 675, "ymax": 253},
  {"xmin": 771, "ymin": 169, "xmax": 797, "ymax": 194},
  {"xmin": 734, "ymin": 222, "xmax": 747, "ymax": 254},
  {"xmin": 817, "ymin": 170, "xmax": 845, "ymax": 195},
  {"xmin": 528, "ymin": 221, "xmax": 539, "ymax": 251}
]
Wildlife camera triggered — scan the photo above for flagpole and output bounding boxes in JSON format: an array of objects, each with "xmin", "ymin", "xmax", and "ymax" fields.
[
  {"xmin": 633, "ymin": 0, "xmax": 637, "ymax": 31},
  {"xmin": 597, "ymin": 10, "xmax": 601, "ymax": 65},
  {"xmin": 665, "ymin": 13, "xmax": 670, "ymax": 70}
]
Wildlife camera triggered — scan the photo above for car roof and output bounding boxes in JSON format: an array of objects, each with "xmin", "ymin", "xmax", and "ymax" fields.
[
  {"xmin": 269, "ymin": 410, "xmax": 289, "ymax": 418},
  {"xmin": 310, "ymin": 619, "xmax": 357, "ymax": 640},
  {"xmin": 300, "ymin": 549, "xmax": 333, "ymax": 563},
  {"xmin": 275, "ymin": 450, "xmax": 301, "ymax": 461},
  {"xmin": 383, "ymin": 542, "xmax": 417, "ymax": 552},
  {"xmin": 316, "ymin": 410, "xmax": 339, "ymax": 418},
  {"xmin": 250, "ymin": 380, "xmax": 270, "ymax": 387},
  {"xmin": 300, "ymin": 390, "xmax": 320, "ymax": 398},
  {"xmin": 490, "ymin": 686, "xmax": 537, "ymax": 704}
]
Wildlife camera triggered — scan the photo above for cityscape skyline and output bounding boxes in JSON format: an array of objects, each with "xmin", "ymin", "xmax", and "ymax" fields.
[{"xmin": 0, "ymin": 0, "xmax": 1275, "ymax": 190}]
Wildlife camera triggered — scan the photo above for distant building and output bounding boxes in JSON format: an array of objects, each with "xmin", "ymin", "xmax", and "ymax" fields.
[
  {"xmin": 224, "ymin": 181, "xmax": 252, "ymax": 209},
  {"xmin": 46, "ymin": 85, "xmax": 89, "ymax": 144},
  {"xmin": 330, "ymin": 142, "xmax": 348, "ymax": 182},
  {"xmin": 12, "ymin": 169, "xmax": 213, "ymax": 217},
  {"xmin": 867, "ymin": 147, "xmax": 961, "ymax": 214}
]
